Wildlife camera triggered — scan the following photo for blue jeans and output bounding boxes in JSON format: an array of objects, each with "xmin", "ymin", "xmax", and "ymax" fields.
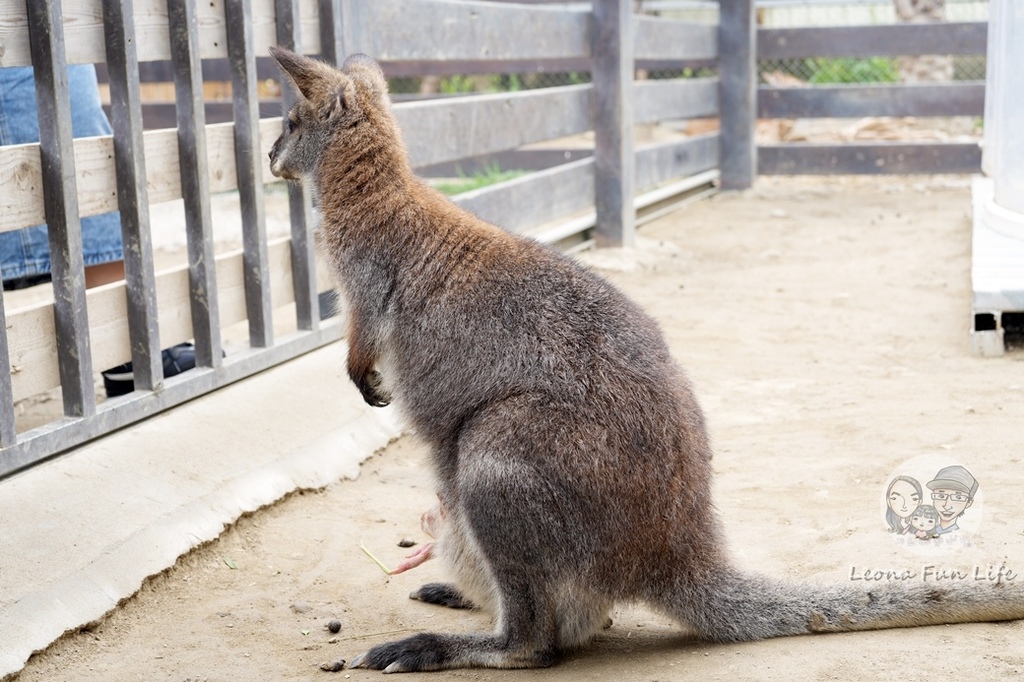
[{"xmin": 0, "ymin": 65, "xmax": 123, "ymax": 282}]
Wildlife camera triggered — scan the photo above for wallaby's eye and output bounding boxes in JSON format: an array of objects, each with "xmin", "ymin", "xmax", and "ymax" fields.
[{"xmin": 287, "ymin": 116, "xmax": 298, "ymax": 133}]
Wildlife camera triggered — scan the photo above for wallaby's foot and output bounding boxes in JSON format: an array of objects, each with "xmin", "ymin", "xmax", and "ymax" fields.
[
  {"xmin": 349, "ymin": 632, "xmax": 556, "ymax": 672},
  {"xmin": 410, "ymin": 582, "xmax": 474, "ymax": 609},
  {"xmin": 357, "ymin": 369, "xmax": 392, "ymax": 407}
]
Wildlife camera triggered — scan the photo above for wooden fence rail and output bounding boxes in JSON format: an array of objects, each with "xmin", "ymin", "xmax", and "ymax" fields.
[{"xmin": 755, "ymin": 20, "xmax": 988, "ymax": 176}]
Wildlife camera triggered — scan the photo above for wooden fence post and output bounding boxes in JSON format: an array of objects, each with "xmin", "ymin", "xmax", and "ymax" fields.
[
  {"xmin": 592, "ymin": 0, "xmax": 636, "ymax": 248},
  {"xmin": 320, "ymin": 0, "xmax": 368, "ymax": 64},
  {"xmin": 718, "ymin": 0, "xmax": 756, "ymax": 190}
]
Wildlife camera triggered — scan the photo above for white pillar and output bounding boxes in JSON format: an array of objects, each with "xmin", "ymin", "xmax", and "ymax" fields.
[{"xmin": 982, "ymin": 0, "xmax": 1024, "ymax": 224}]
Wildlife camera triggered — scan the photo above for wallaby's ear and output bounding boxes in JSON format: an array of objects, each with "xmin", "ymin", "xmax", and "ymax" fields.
[
  {"xmin": 270, "ymin": 45, "xmax": 349, "ymax": 108},
  {"xmin": 317, "ymin": 78, "xmax": 356, "ymax": 122},
  {"xmin": 342, "ymin": 53, "xmax": 389, "ymax": 100}
]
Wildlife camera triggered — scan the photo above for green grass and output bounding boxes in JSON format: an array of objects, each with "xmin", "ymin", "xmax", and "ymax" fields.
[
  {"xmin": 433, "ymin": 163, "xmax": 528, "ymax": 196},
  {"xmin": 805, "ymin": 57, "xmax": 898, "ymax": 84}
]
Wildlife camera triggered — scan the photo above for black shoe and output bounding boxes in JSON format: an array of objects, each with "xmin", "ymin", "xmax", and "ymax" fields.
[
  {"xmin": 2, "ymin": 273, "xmax": 52, "ymax": 291},
  {"xmin": 102, "ymin": 343, "xmax": 198, "ymax": 397}
]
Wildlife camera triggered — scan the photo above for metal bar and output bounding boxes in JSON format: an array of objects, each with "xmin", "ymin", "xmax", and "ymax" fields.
[
  {"xmin": 758, "ymin": 83, "xmax": 986, "ymax": 119},
  {"xmin": 717, "ymin": 0, "xmax": 756, "ymax": 190},
  {"xmin": 102, "ymin": 0, "xmax": 162, "ymax": 392},
  {"xmin": 167, "ymin": 0, "xmax": 223, "ymax": 367},
  {"xmin": 591, "ymin": 0, "xmax": 636, "ymax": 248},
  {"xmin": 758, "ymin": 22, "xmax": 988, "ymax": 60},
  {"xmin": 226, "ymin": 0, "xmax": 274, "ymax": 349},
  {"xmin": 758, "ymin": 142, "xmax": 982, "ymax": 175},
  {"xmin": 276, "ymin": 0, "xmax": 320, "ymax": 330},
  {"xmin": 0, "ymin": 321, "xmax": 346, "ymax": 480},
  {"xmin": 26, "ymin": 0, "xmax": 95, "ymax": 418},
  {"xmin": 0, "ymin": 291, "xmax": 15, "ymax": 447}
]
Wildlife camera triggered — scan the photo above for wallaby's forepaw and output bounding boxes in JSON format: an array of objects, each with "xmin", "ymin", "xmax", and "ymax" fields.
[
  {"xmin": 357, "ymin": 370, "xmax": 392, "ymax": 407},
  {"xmin": 410, "ymin": 582, "xmax": 475, "ymax": 609},
  {"xmin": 349, "ymin": 633, "xmax": 449, "ymax": 673}
]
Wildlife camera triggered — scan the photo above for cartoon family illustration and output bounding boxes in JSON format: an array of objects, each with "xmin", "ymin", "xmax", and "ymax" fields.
[{"xmin": 885, "ymin": 465, "xmax": 979, "ymax": 540}]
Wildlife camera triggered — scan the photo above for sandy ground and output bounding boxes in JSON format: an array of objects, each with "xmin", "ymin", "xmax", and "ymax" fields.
[{"xmin": 10, "ymin": 176, "xmax": 1024, "ymax": 681}]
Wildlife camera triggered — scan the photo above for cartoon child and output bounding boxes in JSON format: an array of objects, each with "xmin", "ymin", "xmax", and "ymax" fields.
[
  {"xmin": 909, "ymin": 505, "xmax": 940, "ymax": 540},
  {"xmin": 927, "ymin": 465, "xmax": 978, "ymax": 535},
  {"xmin": 885, "ymin": 475, "xmax": 922, "ymax": 534}
]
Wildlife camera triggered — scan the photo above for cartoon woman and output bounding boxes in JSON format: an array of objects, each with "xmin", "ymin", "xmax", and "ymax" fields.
[
  {"xmin": 910, "ymin": 505, "xmax": 940, "ymax": 540},
  {"xmin": 885, "ymin": 475, "xmax": 922, "ymax": 534}
]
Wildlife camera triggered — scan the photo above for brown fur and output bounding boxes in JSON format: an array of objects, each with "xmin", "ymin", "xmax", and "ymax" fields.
[{"xmin": 268, "ymin": 48, "xmax": 1024, "ymax": 673}]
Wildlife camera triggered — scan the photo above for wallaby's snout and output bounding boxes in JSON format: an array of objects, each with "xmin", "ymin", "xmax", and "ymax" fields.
[
  {"xmin": 268, "ymin": 139, "xmax": 280, "ymax": 176},
  {"xmin": 268, "ymin": 132, "xmax": 298, "ymax": 180}
]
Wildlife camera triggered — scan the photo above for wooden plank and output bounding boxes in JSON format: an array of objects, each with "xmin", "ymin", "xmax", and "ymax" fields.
[
  {"xmin": 718, "ymin": 0, "xmax": 756, "ymax": 190},
  {"xmin": 449, "ymin": 136, "xmax": 721, "ymax": 237},
  {"xmin": 28, "ymin": 0, "xmax": 96, "ymax": 418},
  {"xmin": 634, "ymin": 16, "xmax": 717, "ymax": 61},
  {"xmin": 381, "ymin": 57, "xmax": 714, "ymax": 78},
  {"xmin": 7, "ymin": 239, "xmax": 301, "ymax": 402},
  {"xmin": 758, "ymin": 83, "xmax": 985, "ymax": 119},
  {"xmin": 227, "ymin": 0, "xmax": 274, "ymax": 349},
  {"xmin": 758, "ymin": 22, "xmax": 987, "ymax": 60},
  {"xmin": 417, "ymin": 148, "xmax": 595, "ymax": 178},
  {"xmin": 102, "ymin": 0, "xmax": 163, "ymax": 393},
  {"xmin": 592, "ymin": 0, "xmax": 635, "ymax": 248},
  {"xmin": 635, "ymin": 78, "xmax": 719, "ymax": 125},
  {"xmin": 113, "ymin": 55, "xmax": 710, "ymax": 82},
  {"xmin": 0, "ymin": 0, "xmax": 324, "ymax": 66},
  {"xmin": 365, "ymin": 0, "xmax": 590, "ymax": 61},
  {"xmin": 0, "ymin": 0, "xmax": 323, "ymax": 66},
  {"xmin": 453, "ymin": 158, "xmax": 595, "ymax": 234},
  {"xmin": 635, "ymin": 134, "xmax": 720, "ymax": 192},
  {"xmin": 758, "ymin": 142, "xmax": 982, "ymax": 175},
  {"xmin": 393, "ymin": 85, "xmax": 593, "ymax": 169},
  {"xmin": 0, "ymin": 0, "xmax": 596, "ymax": 67},
  {"xmin": 0, "ymin": 121, "xmax": 281, "ymax": 234}
]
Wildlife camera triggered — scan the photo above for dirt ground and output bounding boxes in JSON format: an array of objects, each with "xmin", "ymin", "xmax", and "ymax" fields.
[{"xmin": 11, "ymin": 176, "xmax": 1024, "ymax": 681}]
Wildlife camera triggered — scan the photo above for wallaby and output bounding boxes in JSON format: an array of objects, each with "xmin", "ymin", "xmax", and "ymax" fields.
[{"xmin": 267, "ymin": 47, "xmax": 1024, "ymax": 673}]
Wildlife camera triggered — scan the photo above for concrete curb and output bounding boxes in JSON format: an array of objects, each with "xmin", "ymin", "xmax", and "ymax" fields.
[{"xmin": 0, "ymin": 345, "xmax": 402, "ymax": 679}]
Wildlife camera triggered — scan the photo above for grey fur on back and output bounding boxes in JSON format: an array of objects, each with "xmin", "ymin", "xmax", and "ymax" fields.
[{"xmin": 267, "ymin": 47, "xmax": 1024, "ymax": 673}]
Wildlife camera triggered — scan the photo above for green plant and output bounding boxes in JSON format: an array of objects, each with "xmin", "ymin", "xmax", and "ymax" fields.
[
  {"xmin": 433, "ymin": 162, "xmax": 528, "ymax": 196},
  {"xmin": 439, "ymin": 74, "xmax": 477, "ymax": 94},
  {"xmin": 804, "ymin": 57, "xmax": 898, "ymax": 84}
]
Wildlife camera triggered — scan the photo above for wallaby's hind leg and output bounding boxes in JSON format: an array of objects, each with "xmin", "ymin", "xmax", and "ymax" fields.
[
  {"xmin": 351, "ymin": 415, "xmax": 574, "ymax": 671},
  {"xmin": 350, "ymin": 572, "xmax": 560, "ymax": 671},
  {"xmin": 410, "ymin": 582, "xmax": 475, "ymax": 609}
]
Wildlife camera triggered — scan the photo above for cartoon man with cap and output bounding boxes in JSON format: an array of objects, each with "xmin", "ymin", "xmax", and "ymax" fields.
[{"xmin": 926, "ymin": 465, "xmax": 978, "ymax": 535}]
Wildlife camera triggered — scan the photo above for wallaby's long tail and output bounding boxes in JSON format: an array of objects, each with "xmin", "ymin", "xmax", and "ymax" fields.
[{"xmin": 677, "ymin": 566, "xmax": 1024, "ymax": 643}]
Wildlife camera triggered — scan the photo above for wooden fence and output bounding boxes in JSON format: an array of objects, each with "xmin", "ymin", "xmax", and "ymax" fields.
[
  {"xmin": 755, "ymin": 20, "xmax": 987, "ymax": 175},
  {"xmin": 0, "ymin": 0, "xmax": 722, "ymax": 478},
  {"xmin": 0, "ymin": 0, "xmax": 992, "ymax": 478}
]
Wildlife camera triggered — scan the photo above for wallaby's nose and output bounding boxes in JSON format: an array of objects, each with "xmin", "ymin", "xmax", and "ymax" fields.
[{"xmin": 268, "ymin": 138, "xmax": 282, "ymax": 176}]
